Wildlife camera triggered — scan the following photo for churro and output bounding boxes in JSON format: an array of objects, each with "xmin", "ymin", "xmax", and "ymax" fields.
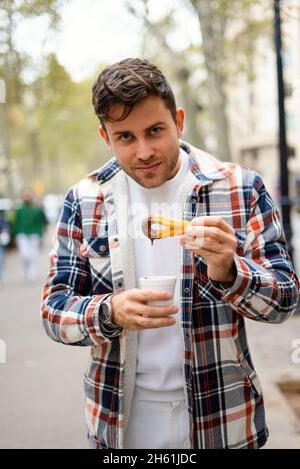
[{"xmin": 141, "ymin": 215, "xmax": 191, "ymax": 244}]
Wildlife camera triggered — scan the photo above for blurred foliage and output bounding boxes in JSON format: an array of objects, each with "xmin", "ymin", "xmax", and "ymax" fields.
[
  {"xmin": 33, "ymin": 54, "xmax": 107, "ymax": 192},
  {"xmin": 126, "ymin": 1, "xmax": 208, "ymax": 149},
  {"xmin": 0, "ymin": 0, "xmax": 274, "ymax": 197},
  {"xmin": 0, "ymin": 0, "xmax": 63, "ymax": 104},
  {"xmin": 0, "ymin": 0, "xmax": 109, "ymax": 197},
  {"xmin": 6, "ymin": 53, "xmax": 108, "ymax": 194},
  {"xmin": 127, "ymin": 0, "xmax": 272, "ymax": 161},
  {"xmin": 187, "ymin": 0, "xmax": 272, "ymax": 161}
]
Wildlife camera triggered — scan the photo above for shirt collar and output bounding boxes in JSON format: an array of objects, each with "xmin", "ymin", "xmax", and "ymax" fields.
[{"xmin": 179, "ymin": 141, "xmax": 233, "ymax": 185}]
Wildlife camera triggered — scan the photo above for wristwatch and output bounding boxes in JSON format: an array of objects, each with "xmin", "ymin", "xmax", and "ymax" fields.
[
  {"xmin": 101, "ymin": 294, "xmax": 114, "ymax": 325},
  {"xmin": 99, "ymin": 295, "xmax": 123, "ymax": 338}
]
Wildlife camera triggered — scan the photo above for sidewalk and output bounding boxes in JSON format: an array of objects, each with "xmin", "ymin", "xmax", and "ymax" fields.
[
  {"xmin": 0, "ymin": 228, "xmax": 89, "ymax": 448},
  {"xmin": 246, "ymin": 314, "xmax": 300, "ymax": 449}
]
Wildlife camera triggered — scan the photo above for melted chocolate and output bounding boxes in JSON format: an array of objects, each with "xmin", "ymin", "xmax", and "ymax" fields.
[
  {"xmin": 141, "ymin": 215, "xmax": 159, "ymax": 245},
  {"xmin": 148, "ymin": 217, "xmax": 154, "ymax": 245}
]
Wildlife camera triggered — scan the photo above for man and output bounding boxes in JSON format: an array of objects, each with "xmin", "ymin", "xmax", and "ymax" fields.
[
  {"xmin": 41, "ymin": 58, "xmax": 299, "ymax": 449},
  {"xmin": 14, "ymin": 188, "xmax": 47, "ymax": 281},
  {"xmin": 0, "ymin": 210, "xmax": 11, "ymax": 282}
]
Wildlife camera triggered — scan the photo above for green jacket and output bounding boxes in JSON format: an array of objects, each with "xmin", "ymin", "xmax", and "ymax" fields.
[{"xmin": 14, "ymin": 203, "xmax": 47, "ymax": 236}]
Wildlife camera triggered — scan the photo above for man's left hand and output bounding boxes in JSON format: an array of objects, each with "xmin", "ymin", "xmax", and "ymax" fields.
[{"xmin": 180, "ymin": 216, "xmax": 237, "ymax": 284}]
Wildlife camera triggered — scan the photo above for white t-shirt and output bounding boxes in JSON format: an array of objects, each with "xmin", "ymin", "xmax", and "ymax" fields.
[{"xmin": 127, "ymin": 148, "xmax": 190, "ymax": 400}]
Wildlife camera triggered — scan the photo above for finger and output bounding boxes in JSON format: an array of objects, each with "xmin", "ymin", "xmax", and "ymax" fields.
[
  {"xmin": 182, "ymin": 238, "xmax": 235, "ymax": 253},
  {"xmin": 182, "ymin": 225, "xmax": 204, "ymax": 246},
  {"xmin": 184, "ymin": 225, "xmax": 205, "ymax": 238},
  {"xmin": 133, "ymin": 289, "xmax": 173, "ymax": 303},
  {"xmin": 182, "ymin": 240, "xmax": 207, "ymax": 251},
  {"xmin": 182, "ymin": 240, "xmax": 233, "ymax": 256},
  {"xmin": 136, "ymin": 304, "xmax": 178, "ymax": 318},
  {"xmin": 181, "ymin": 236, "xmax": 204, "ymax": 250},
  {"xmin": 191, "ymin": 216, "xmax": 235, "ymax": 236},
  {"xmin": 137, "ymin": 315, "xmax": 177, "ymax": 329},
  {"xmin": 184, "ymin": 226, "xmax": 236, "ymax": 247},
  {"xmin": 201, "ymin": 226, "xmax": 237, "ymax": 247}
]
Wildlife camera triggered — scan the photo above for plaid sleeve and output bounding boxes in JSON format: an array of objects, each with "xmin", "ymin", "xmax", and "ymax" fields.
[
  {"xmin": 41, "ymin": 186, "xmax": 119, "ymax": 346},
  {"xmin": 210, "ymin": 172, "xmax": 299, "ymax": 323}
]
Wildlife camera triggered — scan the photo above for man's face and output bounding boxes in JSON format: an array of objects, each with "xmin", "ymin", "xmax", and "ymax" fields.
[
  {"xmin": 22, "ymin": 190, "xmax": 34, "ymax": 205},
  {"xmin": 99, "ymin": 96, "xmax": 184, "ymax": 188}
]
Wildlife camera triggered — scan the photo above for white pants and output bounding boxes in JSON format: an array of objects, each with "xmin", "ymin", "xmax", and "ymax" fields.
[
  {"xmin": 16, "ymin": 234, "xmax": 40, "ymax": 281},
  {"xmin": 124, "ymin": 399, "xmax": 191, "ymax": 449}
]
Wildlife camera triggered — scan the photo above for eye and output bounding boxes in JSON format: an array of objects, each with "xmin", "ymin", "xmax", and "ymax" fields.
[
  {"xmin": 150, "ymin": 127, "xmax": 162, "ymax": 135},
  {"xmin": 119, "ymin": 132, "xmax": 132, "ymax": 142}
]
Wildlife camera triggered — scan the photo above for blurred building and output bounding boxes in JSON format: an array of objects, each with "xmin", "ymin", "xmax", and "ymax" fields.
[{"xmin": 227, "ymin": 1, "xmax": 300, "ymax": 208}]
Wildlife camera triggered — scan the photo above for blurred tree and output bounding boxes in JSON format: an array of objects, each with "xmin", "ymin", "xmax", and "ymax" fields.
[
  {"xmin": 126, "ymin": 0, "xmax": 207, "ymax": 149},
  {"xmin": 186, "ymin": 0, "xmax": 231, "ymax": 161},
  {"xmin": 127, "ymin": 0, "xmax": 271, "ymax": 162},
  {"xmin": 34, "ymin": 54, "xmax": 107, "ymax": 193},
  {"xmin": 0, "ymin": 0, "xmax": 64, "ymax": 197},
  {"xmin": 186, "ymin": 0, "xmax": 270, "ymax": 161},
  {"xmin": 31, "ymin": 54, "xmax": 73, "ymax": 192}
]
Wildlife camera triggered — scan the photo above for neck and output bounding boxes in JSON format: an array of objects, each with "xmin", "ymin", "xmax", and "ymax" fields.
[{"xmin": 167, "ymin": 153, "xmax": 182, "ymax": 181}]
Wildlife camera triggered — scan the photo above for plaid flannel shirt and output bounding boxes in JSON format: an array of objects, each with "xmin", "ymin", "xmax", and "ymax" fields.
[{"xmin": 41, "ymin": 141, "xmax": 299, "ymax": 449}]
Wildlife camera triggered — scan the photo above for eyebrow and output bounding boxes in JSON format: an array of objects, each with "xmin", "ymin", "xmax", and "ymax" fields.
[{"xmin": 112, "ymin": 121, "xmax": 166, "ymax": 137}]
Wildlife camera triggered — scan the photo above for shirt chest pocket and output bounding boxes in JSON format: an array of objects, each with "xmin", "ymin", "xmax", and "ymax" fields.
[
  {"xmin": 80, "ymin": 236, "xmax": 109, "ymax": 257},
  {"xmin": 80, "ymin": 236, "xmax": 110, "ymax": 269},
  {"xmin": 80, "ymin": 237, "xmax": 112, "ymax": 292}
]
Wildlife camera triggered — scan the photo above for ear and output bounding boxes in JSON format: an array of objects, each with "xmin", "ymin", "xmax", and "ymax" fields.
[
  {"xmin": 175, "ymin": 108, "xmax": 184, "ymax": 138},
  {"xmin": 98, "ymin": 126, "xmax": 110, "ymax": 147}
]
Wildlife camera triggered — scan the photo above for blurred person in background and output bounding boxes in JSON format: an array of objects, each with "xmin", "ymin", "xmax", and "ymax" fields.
[
  {"xmin": 0, "ymin": 210, "xmax": 11, "ymax": 283},
  {"xmin": 14, "ymin": 188, "xmax": 47, "ymax": 282}
]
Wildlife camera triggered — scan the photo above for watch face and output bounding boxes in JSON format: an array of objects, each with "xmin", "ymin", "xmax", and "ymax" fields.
[{"xmin": 102, "ymin": 301, "xmax": 111, "ymax": 322}]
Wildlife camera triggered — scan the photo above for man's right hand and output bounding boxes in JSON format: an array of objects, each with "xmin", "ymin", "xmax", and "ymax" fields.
[{"xmin": 110, "ymin": 289, "xmax": 178, "ymax": 331}]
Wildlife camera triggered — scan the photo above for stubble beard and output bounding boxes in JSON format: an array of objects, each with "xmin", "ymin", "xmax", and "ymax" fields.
[{"xmin": 125, "ymin": 148, "xmax": 180, "ymax": 189}]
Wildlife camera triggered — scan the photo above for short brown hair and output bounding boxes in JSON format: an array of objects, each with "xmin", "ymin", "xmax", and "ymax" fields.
[{"xmin": 92, "ymin": 58, "xmax": 177, "ymax": 127}]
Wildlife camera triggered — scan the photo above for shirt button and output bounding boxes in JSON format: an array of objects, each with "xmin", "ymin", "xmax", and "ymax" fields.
[
  {"xmin": 99, "ymin": 245, "xmax": 107, "ymax": 253},
  {"xmin": 184, "ymin": 287, "xmax": 190, "ymax": 293}
]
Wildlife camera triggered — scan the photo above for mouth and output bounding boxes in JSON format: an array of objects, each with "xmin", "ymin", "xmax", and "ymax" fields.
[{"xmin": 135, "ymin": 162, "xmax": 162, "ymax": 174}]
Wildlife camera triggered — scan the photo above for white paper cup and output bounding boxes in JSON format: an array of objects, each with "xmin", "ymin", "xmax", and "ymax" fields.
[{"xmin": 139, "ymin": 276, "xmax": 177, "ymax": 306}]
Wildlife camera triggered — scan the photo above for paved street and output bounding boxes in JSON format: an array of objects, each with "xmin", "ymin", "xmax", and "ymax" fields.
[
  {"xmin": 0, "ymin": 216, "xmax": 300, "ymax": 449},
  {"xmin": 0, "ymin": 227, "xmax": 89, "ymax": 449}
]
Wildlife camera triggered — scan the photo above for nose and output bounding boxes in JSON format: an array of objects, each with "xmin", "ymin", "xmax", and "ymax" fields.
[{"xmin": 135, "ymin": 138, "xmax": 155, "ymax": 161}]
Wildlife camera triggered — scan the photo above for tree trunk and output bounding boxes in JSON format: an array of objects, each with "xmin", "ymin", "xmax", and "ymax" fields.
[
  {"xmin": 145, "ymin": 19, "xmax": 206, "ymax": 148},
  {"xmin": 190, "ymin": 0, "xmax": 232, "ymax": 161}
]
